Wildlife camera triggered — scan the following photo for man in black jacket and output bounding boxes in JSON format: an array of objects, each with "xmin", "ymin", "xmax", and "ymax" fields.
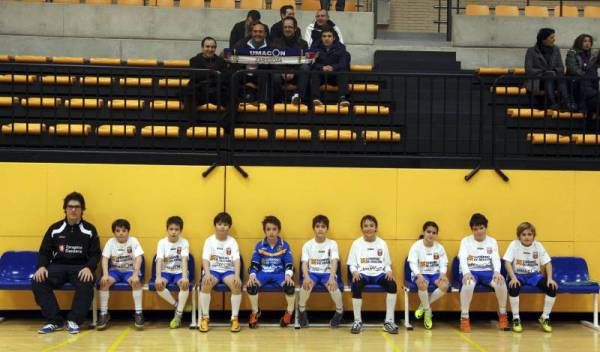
[
  {"xmin": 270, "ymin": 5, "xmax": 301, "ymax": 41},
  {"xmin": 234, "ymin": 22, "xmax": 271, "ymax": 103},
  {"xmin": 229, "ymin": 10, "xmax": 268, "ymax": 49},
  {"xmin": 310, "ymin": 27, "xmax": 351, "ymax": 106},
  {"xmin": 32, "ymin": 192, "xmax": 101, "ymax": 335},
  {"xmin": 184, "ymin": 37, "xmax": 231, "ymax": 120},
  {"xmin": 271, "ymin": 17, "xmax": 310, "ymax": 104}
]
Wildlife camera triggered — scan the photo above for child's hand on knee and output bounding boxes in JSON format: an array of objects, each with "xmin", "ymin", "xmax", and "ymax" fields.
[
  {"xmin": 155, "ymin": 277, "xmax": 166, "ymax": 291},
  {"xmin": 179, "ymin": 278, "xmax": 190, "ymax": 290}
]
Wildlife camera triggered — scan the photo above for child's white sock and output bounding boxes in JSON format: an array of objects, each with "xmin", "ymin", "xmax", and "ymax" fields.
[
  {"xmin": 329, "ymin": 289, "xmax": 344, "ymax": 313},
  {"xmin": 200, "ymin": 292, "xmax": 211, "ymax": 318},
  {"xmin": 491, "ymin": 280, "xmax": 508, "ymax": 314},
  {"xmin": 542, "ymin": 295, "xmax": 556, "ymax": 319},
  {"xmin": 176, "ymin": 289, "xmax": 189, "ymax": 315},
  {"xmin": 132, "ymin": 289, "xmax": 143, "ymax": 313},
  {"xmin": 285, "ymin": 294, "xmax": 295, "ymax": 314},
  {"xmin": 385, "ymin": 293, "xmax": 397, "ymax": 322},
  {"xmin": 157, "ymin": 289, "xmax": 177, "ymax": 306},
  {"xmin": 231, "ymin": 294, "xmax": 242, "ymax": 319},
  {"xmin": 509, "ymin": 296, "xmax": 520, "ymax": 320},
  {"xmin": 99, "ymin": 290, "xmax": 109, "ymax": 314},
  {"xmin": 460, "ymin": 282, "xmax": 475, "ymax": 318},
  {"xmin": 429, "ymin": 288, "xmax": 445, "ymax": 305},
  {"xmin": 418, "ymin": 290, "xmax": 430, "ymax": 312},
  {"xmin": 352, "ymin": 298, "xmax": 362, "ymax": 322}
]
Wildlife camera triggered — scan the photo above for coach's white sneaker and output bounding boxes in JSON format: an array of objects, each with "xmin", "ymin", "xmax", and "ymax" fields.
[
  {"xmin": 37, "ymin": 322, "xmax": 65, "ymax": 334},
  {"xmin": 66, "ymin": 320, "xmax": 80, "ymax": 334}
]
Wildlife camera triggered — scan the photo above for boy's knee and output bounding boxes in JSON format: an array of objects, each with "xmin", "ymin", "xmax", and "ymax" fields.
[
  {"xmin": 508, "ymin": 285, "xmax": 520, "ymax": 297},
  {"xmin": 383, "ymin": 279, "xmax": 397, "ymax": 294},
  {"xmin": 351, "ymin": 281, "xmax": 364, "ymax": 299},
  {"xmin": 247, "ymin": 284, "xmax": 259, "ymax": 295},
  {"xmin": 283, "ymin": 283, "xmax": 296, "ymax": 295}
]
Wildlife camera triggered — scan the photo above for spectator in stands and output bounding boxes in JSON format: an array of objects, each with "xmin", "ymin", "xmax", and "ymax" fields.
[
  {"xmin": 321, "ymin": 0, "xmax": 345, "ymax": 12},
  {"xmin": 271, "ymin": 16, "xmax": 310, "ymax": 104},
  {"xmin": 185, "ymin": 37, "xmax": 231, "ymax": 120},
  {"xmin": 566, "ymin": 34, "xmax": 599, "ymax": 114},
  {"xmin": 310, "ymin": 27, "xmax": 350, "ymax": 107},
  {"xmin": 270, "ymin": 5, "xmax": 301, "ymax": 41},
  {"xmin": 525, "ymin": 28, "xmax": 576, "ymax": 111},
  {"xmin": 305, "ymin": 9, "xmax": 344, "ymax": 48},
  {"xmin": 234, "ymin": 22, "xmax": 271, "ymax": 103},
  {"xmin": 229, "ymin": 10, "xmax": 269, "ymax": 49},
  {"xmin": 32, "ymin": 192, "xmax": 101, "ymax": 335}
]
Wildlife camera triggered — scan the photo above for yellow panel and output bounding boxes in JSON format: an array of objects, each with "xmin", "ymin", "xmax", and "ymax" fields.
[
  {"xmin": 52, "ymin": 56, "xmax": 85, "ymax": 64},
  {"xmin": 273, "ymin": 103, "xmax": 308, "ymax": 114},
  {"xmin": 186, "ymin": 126, "xmax": 224, "ymax": 138},
  {"xmin": 96, "ymin": 124, "xmax": 136, "ymax": 137},
  {"xmin": 109, "ymin": 99, "xmax": 145, "ymax": 109},
  {"xmin": 1, "ymin": 123, "xmax": 46, "ymax": 135},
  {"xmin": 162, "ymin": 59, "xmax": 190, "ymax": 67}
]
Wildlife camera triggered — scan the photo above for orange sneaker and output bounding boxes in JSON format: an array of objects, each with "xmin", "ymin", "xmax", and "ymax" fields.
[
  {"xmin": 248, "ymin": 310, "xmax": 260, "ymax": 329},
  {"xmin": 280, "ymin": 312, "xmax": 292, "ymax": 327},
  {"xmin": 498, "ymin": 313, "xmax": 509, "ymax": 330},
  {"xmin": 460, "ymin": 317, "xmax": 471, "ymax": 333}
]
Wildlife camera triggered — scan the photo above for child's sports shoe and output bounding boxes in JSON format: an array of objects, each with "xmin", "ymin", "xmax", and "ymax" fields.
[
  {"xmin": 329, "ymin": 312, "xmax": 343, "ymax": 327},
  {"xmin": 169, "ymin": 313, "xmax": 182, "ymax": 329},
  {"xmin": 383, "ymin": 320, "xmax": 399, "ymax": 334},
  {"xmin": 96, "ymin": 313, "xmax": 110, "ymax": 331},
  {"xmin": 230, "ymin": 318, "xmax": 240, "ymax": 333},
  {"xmin": 538, "ymin": 316, "xmax": 553, "ymax": 333},
  {"xmin": 350, "ymin": 321, "xmax": 363, "ymax": 334},
  {"xmin": 199, "ymin": 317, "xmax": 209, "ymax": 332},
  {"xmin": 134, "ymin": 312, "xmax": 144, "ymax": 330},
  {"xmin": 280, "ymin": 311, "xmax": 292, "ymax": 327},
  {"xmin": 512, "ymin": 318, "xmax": 523, "ymax": 333},
  {"xmin": 248, "ymin": 310, "xmax": 260, "ymax": 329},
  {"xmin": 298, "ymin": 310, "xmax": 309, "ymax": 328},
  {"xmin": 424, "ymin": 311, "xmax": 433, "ymax": 330},
  {"xmin": 460, "ymin": 317, "xmax": 471, "ymax": 333},
  {"xmin": 498, "ymin": 313, "xmax": 509, "ymax": 330},
  {"xmin": 414, "ymin": 305, "xmax": 425, "ymax": 320}
]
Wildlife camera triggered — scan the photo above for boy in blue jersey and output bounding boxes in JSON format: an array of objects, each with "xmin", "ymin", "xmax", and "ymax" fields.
[{"xmin": 246, "ymin": 216, "xmax": 295, "ymax": 328}]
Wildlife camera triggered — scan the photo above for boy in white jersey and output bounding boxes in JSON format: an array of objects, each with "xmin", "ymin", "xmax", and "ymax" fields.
[
  {"xmin": 458, "ymin": 213, "xmax": 508, "ymax": 332},
  {"xmin": 297, "ymin": 215, "xmax": 344, "ymax": 328},
  {"xmin": 199, "ymin": 212, "xmax": 242, "ymax": 333},
  {"xmin": 504, "ymin": 222, "xmax": 557, "ymax": 333},
  {"xmin": 97, "ymin": 219, "xmax": 144, "ymax": 330},
  {"xmin": 154, "ymin": 216, "xmax": 191, "ymax": 329},
  {"xmin": 347, "ymin": 215, "xmax": 398, "ymax": 335},
  {"xmin": 408, "ymin": 221, "xmax": 449, "ymax": 330}
]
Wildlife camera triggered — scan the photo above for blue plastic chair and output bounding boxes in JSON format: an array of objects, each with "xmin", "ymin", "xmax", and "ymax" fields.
[{"xmin": 0, "ymin": 251, "xmax": 38, "ymax": 290}]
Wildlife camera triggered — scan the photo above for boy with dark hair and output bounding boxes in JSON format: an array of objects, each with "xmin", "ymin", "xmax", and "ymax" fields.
[
  {"xmin": 310, "ymin": 27, "xmax": 351, "ymax": 107},
  {"xmin": 199, "ymin": 212, "xmax": 242, "ymax": 333},
  {"xmin": 246, "ymin": 216, "xmax": 295, "ymax": 328},
  {"xmin": 97, "ymin": 219, "xmax": 145, "ymax": 330},
  {"xmin": 297, "ymin": 215, "xmax": 344, "ymax": 328},
  {"xmin": 458, "ymin": 213, "xmax": 508, "ymax": 332},
  {"xmin": 154, "ymin": 216, "xmax": 191, "ymax": 329}
]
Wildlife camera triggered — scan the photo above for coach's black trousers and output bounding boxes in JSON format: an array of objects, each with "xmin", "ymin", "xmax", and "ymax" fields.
[{"xmin": 32, "ymin": 264, "xmax": 95, "ymax": 325}]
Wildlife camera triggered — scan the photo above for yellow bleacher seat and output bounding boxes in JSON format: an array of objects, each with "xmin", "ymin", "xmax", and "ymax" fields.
[
  {"xmin": 239, "ymin": 0, "xmax": 263, "ymax": 9},
  {"xmin": 89, "ymin": 57, "xmax": 122, "ymax": 65},
  {"xmin": 234, "ymin": 128, "xmax": 268, "ymax": 140},
  {"xmin": 572, "ymin": 134, "xmax": 600, "ymax": 145},
  {"xmin": 512, "ymin": 68, "xmax": 526, "ymax": 75},
  {"xmin": 118, "ymin": 77, "xmax": 153, "ymax": 87},
  {"xmin": 302, "ymin": 0, "xmax": 320, "ymax": 11},
  {"xmin": 158, "ymin": 78, "xmax": 190, "ymax": 87},
  {"xmin": 350, "ymin": 65, "xmax": 372, "ymax": 72},
  {"xmin": 126, "ymin": 59, "xmax": 159, "ymax": 67},
  {"xmin": 154, "ymin": 0, "xmax": 175, "ymax": 6},
  {"xmin": 493, "ymin": 86, "xmax": 527, "ymax": 95},
  {"xmin": 1, "ymin": 123, "xmax": 46, "ymax": 135},
  {"xmin": 314, "ymin": 104, "xmax": 349, "ymax": 114},
  {"xmin": 507, "ymin": 108, "xmax": 548, "ymax": 119},
  {"xmin": 0, "ymin": 55, "xmax": 11, "ymax": 62},
  {"xmin": 465, "ymin": 4, "xmax": 490, "ymax": 16},
  {"xmin": 271, "ymin": 0, "xmax": 294, "ymax": 9},
  {"xmin": 197, "ymin": 103, "xmax": 225, "ymax": 112},
  {"xmin": 209, "ymin": 0, "xmax": 235, "ymax": 8},
  {"xmin": 41, "ymin": 76, "xmax": 77, "ymax": 85},
  {"xmin": 0, "ymin": 74, "xmax": 37, "ymax": 84},
  {"xmin": 349, "ymin": 83, "xmax": 379, "ymax": 93},
  {"xmin": 0, "ymin": 97, "xmax": 17, "ymax": 107},
  {"xmin": 275, "ymin": 128, "xmax": 312, "ymax": 141},
  {"xmin": 525, "ymin": 6, "xmax": 548, "ymax": 17},
  {"xmin": 65, "ymin": 98, "xmax": 104, "ymax": 109},
  {"xmin": 162, "ymin": 59, "xmax": 190, "ymax": 67},
  {"xmin": 80, "ymin": 76, "xmax": 113, "ymax": 85},
  {"xmin": 53, "ymin": 0, "xmax": 81, "ymax": 4},
  {"xmin": 96, "ymin": 124, "xmax": 137, "ymax": 137},
  {"xmin": 353, "ymin": 105, "xmax": 390, "ymax": 115},
  {"xmin": 179, "ymin": 0, "xmax": 205, "ymax": 7},
  {"xmin": 495, "ymin": 5, "xmax": 519, "ymax": 16},
  {"xmin": 14, "ymin": 55, "xmax": 47, "ymax": 63},
  {"xmin": 319, "ymin": 129, "xmax": 356, "ymax": 142},
  {"xmin": 476, "ymin": 67, "xmax": 510, "ymax": 75},
  {"xmin": 273, "ymin": 103, "xmax": 309, "ymax": 114},
  {"xmin": 527, "ymin": 133, "xmax": 570, "ymax": 144},
  {"xmin": 85, "ymin": 0, "xmax": 112, "ymax": 4},
  {"xmin": 20, "ymin": 97, "xmax": 61, "ymax": 108},
  {"xmin": 150, "ymin": 100, "xmax": 183, "ymax": 110},
  {"xmin": 186, "ymin": 126, "xmax": 224, "ymax": 138},
  {"xmin": 553, "ymin": 5, "xmax": 578, "ymax": 17},
  {"xmin": 320, "ymin": 84, "xmax": 340, "ymax": 92},
  {"xmin": 238, "ymin": 103, "xmax": 268, "ymax": 113},
  {"xmin": 49, "ymin": 124, "xmax": 92, "ymax": 136},
  {"xmin": 141, "ymin": 126, "xmax": 180, "ymax": 138},
  {"xmin": 584, "ymin": 6, "xmax": 600, "ymax": 18},
  {"xmin": 551, "ymin": 111, "xmax": 585, "ymax": 119},
  {"xmin": 362, "ymin": 130, "xmax": 401, "ymax": 142},
  {"xmin": 116, "ymin": 0, "xmax": 144, "ymax": 5},
  {"xmin": 342, "ymin": 0, "xmax": 356, "ymax": 12},
  {"xmin": 108, "ymin": 99, "xmax": 145, "ymax": 109},
  {"xmin": 52, "ymin": 56, "xmax": 85, "ymax": 64}
]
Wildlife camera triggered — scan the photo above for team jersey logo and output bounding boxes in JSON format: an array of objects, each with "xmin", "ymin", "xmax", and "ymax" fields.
[
  {"xmin": 177, "ymin": 247, "xmax": 182, "ymax": 255},
  {"xmin": 486, "ymin": 247, "xmax": 492, "ymax": 254},
  {"xmin": 127, "ymin": 246, "xmax": 132, "ymax": 254},
  {"xmin": 377, "ymin": 249, "xmax": 383, "ymax": 256},
  {"xmin": 533, "ymin": 251, "xmax": 539, "ymax": 259},
  {"xmin": 226, "ymin": 247, "xmax": 231, "ymax": 255},
  {"xmin": 433, "ymin": 253, "xmax": 439, "ymax": 260},
  {"xmin": 59, "ymin": 245, "xmax": 65, "ymax": 253}
]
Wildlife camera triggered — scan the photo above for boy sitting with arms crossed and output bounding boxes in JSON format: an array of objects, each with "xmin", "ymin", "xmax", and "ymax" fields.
[
  {"xmin": 246, "ymin": 216, "xmax": 296, "ymax": 328},
  {"xmin": 154, "ymin": 216, "xmax": 191, "ymax": 329},
  {"xmin": 297, "ymin": 215, "xmax": 344, "ymax": 328},
  {"xmin": 97, "ymin": 219, "xmax": 145, "ymax": 330},
  {"xmin": 199, "ymin": 212, "xmax": 242, "ymax": 333}
]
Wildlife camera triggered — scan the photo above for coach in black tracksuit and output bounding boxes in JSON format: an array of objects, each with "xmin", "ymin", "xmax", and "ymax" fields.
[{"xmin": 32, "ymin": 192, "xmax": 101, "ymax": 334}]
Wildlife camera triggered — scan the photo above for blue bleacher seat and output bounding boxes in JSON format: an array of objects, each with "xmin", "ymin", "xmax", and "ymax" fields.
[
  {"xmin": 0, "ymin": 251, "xmax": 38, "ymax": 289},
  {"xmin": 148, "ymin": 254, "xmax": 195, "ymax": 291},
  {"xmin": 552, "ymin": 256, "xmax": 599, "ymax": 294}
]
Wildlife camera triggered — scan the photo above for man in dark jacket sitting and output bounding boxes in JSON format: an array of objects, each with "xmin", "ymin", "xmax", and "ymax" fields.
[
  {"xmin": 234, "ymin": 22, "xmax": 271, "ymax": 103},
  {"xmin": 229, "ymin": 10, "xmax": 269, "ymax": 50},
  {"xmin": 270, "ymin": 5, "xmax": 301, "ymax": 41},
  {"xmin": 271, "ymin": 16, "xmax": 309, "ymax": 104},
  {"xmin": 310, "ymin": 27, "xmax": 350, "ymax": 107}
]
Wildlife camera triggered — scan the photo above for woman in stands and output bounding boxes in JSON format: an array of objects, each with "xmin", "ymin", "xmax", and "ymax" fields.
[
  {"xmin": 566, "ymin": 34, "xmax": 599, "ymax": 116},
  {"xmin": 525, "ymin": 28, "xmax": 576, "ymax": 112}
]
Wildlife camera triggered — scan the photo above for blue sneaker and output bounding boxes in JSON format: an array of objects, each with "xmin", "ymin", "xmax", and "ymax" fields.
[
  {"xmin": 66, "ymin": 320, "xmax": 80, "ymax": 334},
  {"xmin": 38, "ymin": 322, "xmax": 65, "ymax": 334}
]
